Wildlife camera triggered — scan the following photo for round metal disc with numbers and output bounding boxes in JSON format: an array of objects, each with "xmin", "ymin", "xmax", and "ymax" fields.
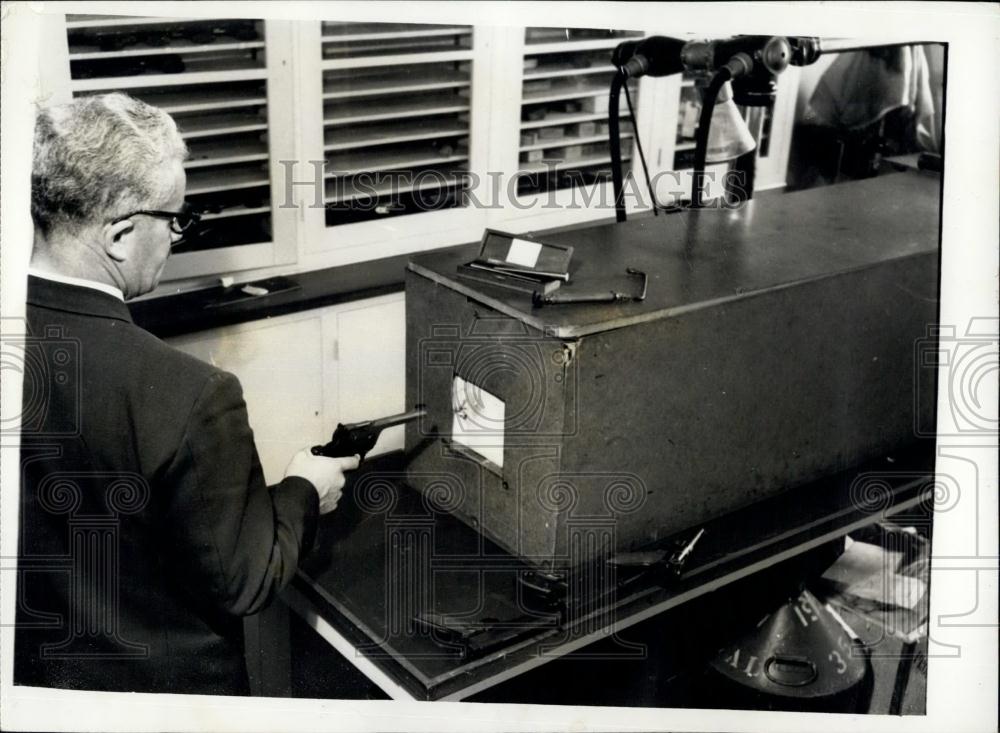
[{"xmin": 708, "ymin": 588, "xmax": 870, "ymax": 710}]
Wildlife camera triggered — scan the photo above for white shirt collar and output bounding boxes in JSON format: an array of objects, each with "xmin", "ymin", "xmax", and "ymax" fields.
[{"xmin": 28, "ymin": 267, "xmax": 125, "ymax": 302}]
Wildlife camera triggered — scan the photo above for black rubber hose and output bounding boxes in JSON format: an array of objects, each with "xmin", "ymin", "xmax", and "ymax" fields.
[
  {"xmin": 609, "ymin": 70, "xmax": 627, "ymax": 222},
  {"xmin": 692, "ymin": 67, "xmax": 733, "ymax": 208},
  {"xmin": 622, "ymin": 79, "xmax": 658, "ymax": 216}
]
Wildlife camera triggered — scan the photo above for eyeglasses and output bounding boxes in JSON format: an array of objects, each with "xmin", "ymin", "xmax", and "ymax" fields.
[{"xmin": 111, "ymin": 201, "xmax": 202, "ymax": 240}]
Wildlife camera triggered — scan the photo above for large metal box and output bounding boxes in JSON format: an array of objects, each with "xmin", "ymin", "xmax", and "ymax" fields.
[{"xmin": 404, "ymin": 172, "xmax": 940, "ymax": 571}]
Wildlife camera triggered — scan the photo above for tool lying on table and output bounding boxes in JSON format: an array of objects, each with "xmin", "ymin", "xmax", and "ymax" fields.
[
  {"xmin": 608, "ymin": 528, "xmax": 706, "ymax": 580},
  {"xmin": 413, "ymin": 530, "xmax": 707, "ymax": 660},
  {"xmin": 519, "ymin": 568, "xmax": 569, "ymax": 609},
  {"xmin": 533, "ymin": 267, "xmax": 648, "ymax": 306},
  {"xmin": 312, "ymin": 408, "xmax": 426, "ymax": 459},
  {"xmin": 412, "ymin": 608, "xmax": 557, "ymax": 660}
]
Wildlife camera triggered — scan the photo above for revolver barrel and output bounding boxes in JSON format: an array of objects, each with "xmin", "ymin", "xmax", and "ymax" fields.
[{"xmin": 352, "ymin": 408, "xmax": 426, "ymax": 432}]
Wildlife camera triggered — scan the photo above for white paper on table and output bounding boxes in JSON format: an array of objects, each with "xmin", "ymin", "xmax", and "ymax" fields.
[
  {"xmin": 822, "ymin": 540, "xmax": 925, "ymax": 609},
  {"xmin": 848, "ymin": 573, "xmax": 926, "ymax": 609},
  {"xmin": 822, "ymin": 540, "xmax": 902, "ymax": 584}
]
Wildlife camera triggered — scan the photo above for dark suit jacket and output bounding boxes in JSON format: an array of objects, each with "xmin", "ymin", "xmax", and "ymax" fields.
[{"xmin": 15, "ymin": 275, "xmax": 319, "ymax": 695}]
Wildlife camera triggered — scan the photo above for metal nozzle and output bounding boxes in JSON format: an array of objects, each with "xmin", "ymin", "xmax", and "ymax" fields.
[{"xmin": 759, "ymin": 36, "xmax": 792, "ymax": 75}]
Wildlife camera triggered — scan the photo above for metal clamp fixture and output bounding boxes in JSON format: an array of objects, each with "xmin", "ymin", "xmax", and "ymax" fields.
[{"xmin": 532, "ymin": 268, "xmax": 648, "ymax": 306}]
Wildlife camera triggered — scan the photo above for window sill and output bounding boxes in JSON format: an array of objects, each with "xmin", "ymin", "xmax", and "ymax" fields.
[
  {"xmin": 129, "ymin": 246, "xmax": 456, "ymax": 338},
  {"xmin": 129, "ymin": 213, "xmax": 638, "ymax": 339}
]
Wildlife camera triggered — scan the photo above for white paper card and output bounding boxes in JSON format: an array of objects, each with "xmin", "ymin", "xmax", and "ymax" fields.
[
  {"xmin": 822, "ymin": 540, "xmax": 925, "ymax": 609},
  {"xmin": 505, "ymin": 238, "xmax": 542, "ymax": 268},
  {"xmin": 451, "ymin": 375, "xmax": 505, "ymax": 468}
]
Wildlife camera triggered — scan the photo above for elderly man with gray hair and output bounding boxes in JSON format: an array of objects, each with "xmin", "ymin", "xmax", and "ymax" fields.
[{"xmin": 16, "ymin": 93, "xmax": 358, "ymax": 695}]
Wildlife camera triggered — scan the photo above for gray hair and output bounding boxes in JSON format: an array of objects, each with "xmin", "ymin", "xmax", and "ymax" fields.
[{"xmin": 31, "ymin": 93, "xmax": 188, "ymax": 236}]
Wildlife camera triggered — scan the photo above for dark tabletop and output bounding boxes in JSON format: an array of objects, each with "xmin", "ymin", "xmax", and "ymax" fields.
[{"xmin": 296, "ymin": 442, "xmax": 935, "ymax": 700}]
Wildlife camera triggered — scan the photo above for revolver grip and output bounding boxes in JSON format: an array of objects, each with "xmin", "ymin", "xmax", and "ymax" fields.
[
  {"xmin": 311, "ymin": 424, "xmax": 357, "ymax": 458},
  {"xmin": 311, "ymin": 425, "xmax": 377, "ymax": 460}
]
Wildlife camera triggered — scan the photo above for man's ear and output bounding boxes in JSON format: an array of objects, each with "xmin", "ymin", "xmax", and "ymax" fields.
[{"xmin": 103, "ymin": 218, "xmax": 133, "ymax": 262}]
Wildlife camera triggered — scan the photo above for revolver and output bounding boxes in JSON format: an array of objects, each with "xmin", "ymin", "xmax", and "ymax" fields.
[{"xmin": 311, "ymin": 408, "xmax": 426, "ymax": 460}]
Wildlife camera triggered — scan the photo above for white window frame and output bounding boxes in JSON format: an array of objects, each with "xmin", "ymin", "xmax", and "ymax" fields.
[{"xmin": 39, "ymin": 11, "xmax": 801, "ymax": 293}]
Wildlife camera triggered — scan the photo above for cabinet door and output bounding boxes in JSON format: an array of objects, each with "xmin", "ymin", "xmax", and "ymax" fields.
[
  {"xmin": 326, "ymin": 294, "xmax": 407, "ymax": 457},
  {"xmin": 166, "ymin": 295, "xmax": 407, "ymax": 479},
  {"xmin": 750, "ymin": 65, "xmax": 800, "ymax": 191},
  {"xmin": 487, "ymin": 25, "xmax": 657, "ymax": 233},
  {"xmin": 515, "ymin": 29, "xmax": 644, "ymax": 199},
  {"xmin": 168, "ymin": 311, "xmax": 326, "ymax": 485},
  {"xmin": 60, "ymin": 13, "xmax": 297, "ymax": 280},
  {"xmin": 298, "ymin": 20, "xmax": 490, "ymax": 266}
]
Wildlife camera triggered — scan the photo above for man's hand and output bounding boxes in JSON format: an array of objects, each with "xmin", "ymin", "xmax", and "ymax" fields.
[{"xmin": 284, "ymin": 450, "xmax": 360, "ymax": 514}]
